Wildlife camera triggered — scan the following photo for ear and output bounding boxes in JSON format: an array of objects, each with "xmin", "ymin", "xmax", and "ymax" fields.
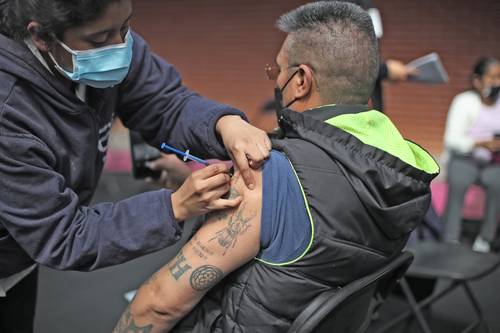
[
  {"xmin": 27, "ymin": 22, "xmax": 51, "ymax": 52},
  {"xmin": 293, "ymin": 64, "xmax": 314, "ymax": 99}
]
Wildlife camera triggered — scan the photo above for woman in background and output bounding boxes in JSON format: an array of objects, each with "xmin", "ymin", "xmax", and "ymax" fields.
[{"xmin": 443, "ymin": 57, "xmax": 500, "ymax": 252}]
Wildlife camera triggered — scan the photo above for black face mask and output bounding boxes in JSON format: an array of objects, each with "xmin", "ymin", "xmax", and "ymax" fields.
[
  {"xmin": 274, "ymin": 69, "xmax": 300, "ymax": 122},
  {"xmin": 483, "ymin": 85, "xmax": 500, "ymax": 101},
  {"xmin": 274, "ymin": 86, "xmax": 284, "ymax": 119}
]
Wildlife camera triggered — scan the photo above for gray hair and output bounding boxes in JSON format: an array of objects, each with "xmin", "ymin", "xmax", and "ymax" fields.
[{"xmin": 276, "ymin": 1, "xmax": 379, "ymax": 105}]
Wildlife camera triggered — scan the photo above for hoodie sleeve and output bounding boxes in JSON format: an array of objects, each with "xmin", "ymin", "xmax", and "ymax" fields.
[
  {"xmin": 0, "ymin": 133, "xmax": 182, "ymax": 271},
  {"xmin": 116, "ymin": 31, "xmax": 247, "ymax": 159}
]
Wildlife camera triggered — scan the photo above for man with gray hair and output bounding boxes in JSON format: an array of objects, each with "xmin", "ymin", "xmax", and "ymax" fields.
[
  {"xmin": 275, "ymin": 0, "xmax": 380, "ymax": 107},
  {"xmin": 114, "ymin": 2, "xmax": 438, "ymax": 332}
]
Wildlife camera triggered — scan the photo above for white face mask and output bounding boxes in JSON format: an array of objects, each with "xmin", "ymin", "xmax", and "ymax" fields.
[{"xmin": 368, "ymin": 8, "xmax": 384, "ymax": 39}]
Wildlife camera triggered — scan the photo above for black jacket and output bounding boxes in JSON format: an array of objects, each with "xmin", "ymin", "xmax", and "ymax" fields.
[{"xmin": 173, "ymin": 105, "xmax": 439, "ymax": 332}]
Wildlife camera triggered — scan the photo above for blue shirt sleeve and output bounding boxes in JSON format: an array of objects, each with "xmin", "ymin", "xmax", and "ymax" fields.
[{"xmin": 257, "ymin": 150, "xmax": 312, "ymax": 264}]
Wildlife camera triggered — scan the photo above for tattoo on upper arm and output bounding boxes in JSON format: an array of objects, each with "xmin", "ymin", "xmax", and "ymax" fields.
[
  {"xmin": 191, "ymin": 235, "xmax": 214, "ymax": 260},
  {"xmin": 227, "ymin": 185, "xmax": 240, "ymax": 199},
  {"xmin": 113, "ymin": 306, "xmax": 154, "ymax": 333},
  {"xmin": 168, "ymin": 250, "xmax": 192, "ymax": 280},
  {"xmin": 211, "ymin": 187, "xmax": 239, "ymax": 221},
  {"xmin": 189, "ymin": 265, "xmax": 223, "ymax": 291},
  {"xmin": 220, "ymin": 174, "xmax": 241, "ymax": 201},
  {"xmin": 209, "ymin": 204, "xmax": 256, "ymax": 255},
  {"xmin": 211, "ymin": 209, "xmax": 229, "ymax": 221}
]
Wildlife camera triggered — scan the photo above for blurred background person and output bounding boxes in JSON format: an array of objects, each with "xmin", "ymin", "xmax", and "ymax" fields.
[{"xmin": 442, "ymin": 57, "xmax": 500, "ymax": 252}]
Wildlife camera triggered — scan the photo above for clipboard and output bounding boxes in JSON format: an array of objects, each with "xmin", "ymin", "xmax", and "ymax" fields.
[{"xmin": 407, "ymin": 52, "xmax": 449, "ymax": 84}]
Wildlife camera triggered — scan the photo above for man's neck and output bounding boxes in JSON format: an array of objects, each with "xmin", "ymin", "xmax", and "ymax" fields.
[{"xmin": 289, "ymin": 95, "xmax": 324, "ymax": 113}]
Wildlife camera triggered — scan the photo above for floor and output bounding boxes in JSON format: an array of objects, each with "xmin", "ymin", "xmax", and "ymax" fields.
[{"xmin": 34, "ymin": 172, "xmax": 500, "ymax": 332}]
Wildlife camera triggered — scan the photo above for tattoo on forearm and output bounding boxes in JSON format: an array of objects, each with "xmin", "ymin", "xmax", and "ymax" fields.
[
  {"xmin": 168, "ymin": 250, "xmax": 192, "ymax": 280},
  {"xmin": 189, "ymin": 265, "xmax": 223, "ymax": 291},
  {"xmin": 209, "ymin": 204, "xmax": 256, "ymax": 255},
  {"xmin": 113, "ymin": 306, "xmax": 154, "ymax": 333}
]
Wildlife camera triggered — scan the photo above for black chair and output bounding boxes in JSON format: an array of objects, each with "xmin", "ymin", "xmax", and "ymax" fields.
[
  {"xmin": 287, "ymin": 251, "xmax": 413, "ymax": 333},
  {"xmin": 374, "ymin": 156, "xmax": 500, "ymax": 333},
  {"xmin": 376, "ymin": 242, "xmax": 500, "ymax": 333}
]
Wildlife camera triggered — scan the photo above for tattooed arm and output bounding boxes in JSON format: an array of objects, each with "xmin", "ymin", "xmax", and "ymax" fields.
[{"xmin": 113, "ymin": 168, "xmax": 262, "ymax": 333}]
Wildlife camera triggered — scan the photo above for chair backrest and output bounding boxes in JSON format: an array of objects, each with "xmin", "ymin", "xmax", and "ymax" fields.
[{"xmin": 287, "ymin": 251, "xmax": 414, "ymax": 333}]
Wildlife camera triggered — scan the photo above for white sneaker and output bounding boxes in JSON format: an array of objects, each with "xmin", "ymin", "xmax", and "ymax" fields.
[{"xmin": 472, "ymin": 237, "xmax": 491, "ymax": 253}]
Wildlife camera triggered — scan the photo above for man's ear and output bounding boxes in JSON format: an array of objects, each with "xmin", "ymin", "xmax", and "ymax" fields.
[
  {"xmin": 293, "ymin": 64, "xmax": 314, "ymax": 99},
  {"xmin": 27, "ymin": 22, "xmax": 51, "ymax": 52}
]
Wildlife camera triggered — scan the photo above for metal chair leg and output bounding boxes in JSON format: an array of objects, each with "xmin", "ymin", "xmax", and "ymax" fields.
[
  {"xmin": 400, "ymin": 278, "xmax": 433, "ymax": 333},
  {"xmin": 463, "ymin": 282, "xmax": 491, "ymax": 333}
]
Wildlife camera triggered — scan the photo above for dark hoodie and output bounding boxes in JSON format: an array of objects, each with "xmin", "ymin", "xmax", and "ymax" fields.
[{"xmin": 0, "ymin": 31, "xmax": 245, "ymax": 278}]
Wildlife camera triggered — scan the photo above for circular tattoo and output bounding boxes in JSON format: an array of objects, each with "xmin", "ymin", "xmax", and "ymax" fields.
[{"xmin": 190, "ymin": 265, "xmax": 223, "ymax": 291}]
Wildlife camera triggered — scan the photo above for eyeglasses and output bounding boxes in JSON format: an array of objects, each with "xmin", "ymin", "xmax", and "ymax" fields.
[
  {"xmin": 265, "ymin": 64, "xmax": 280, "ymax": 80},
  {"xmin": 265, "ymin": 64, "xmax": 302, "ymax": 80}
]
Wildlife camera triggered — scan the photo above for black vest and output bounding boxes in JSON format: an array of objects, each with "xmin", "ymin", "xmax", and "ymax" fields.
[{"xmin": 173, "ymin": 105, "xmax": 437, "ymax": 332}]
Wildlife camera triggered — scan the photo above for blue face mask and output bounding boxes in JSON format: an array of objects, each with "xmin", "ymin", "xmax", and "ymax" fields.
[{"xmin": 49, "ymin": 30, "xmax": 134, "ymax": 89}]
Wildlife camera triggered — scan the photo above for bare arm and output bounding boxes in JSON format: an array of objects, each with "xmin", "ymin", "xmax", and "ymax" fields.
[{"xmin": 113, "ymin": 168, "xmax": 262, "ymax": 333}]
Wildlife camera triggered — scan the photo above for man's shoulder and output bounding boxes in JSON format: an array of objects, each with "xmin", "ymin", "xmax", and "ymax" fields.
[
  {"xmin": 258, "ymin": 149, "xmax": 312, "ymax": 265},
  {"xmin": 266, "ymin": 150, "xmax": 292, "ymax": 167},
  {"xmin": 261, "ymin": 149, "xmax": 303, "ymax": 184}
]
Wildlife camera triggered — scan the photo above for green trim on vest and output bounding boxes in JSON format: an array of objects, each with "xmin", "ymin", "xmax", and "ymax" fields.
[
  {"xmin": 324, "ymin": 110, "xmax": 439, "ymax": 174},
  {"xmin": 254, "ymin": 157, "xmax": 315, "ymax": 266}
]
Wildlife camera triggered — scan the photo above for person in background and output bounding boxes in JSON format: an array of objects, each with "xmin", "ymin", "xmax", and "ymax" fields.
[
  {"xmin": 114, "ymin": 2, "xmax": 438, "ymax": 332},
  {"xmin": 0, "ymin": 1, "xmax": 270, "ymax": 331},
  {"xmin": 442, "ymin": 57, "xmax": 500, "ymax": 253}
]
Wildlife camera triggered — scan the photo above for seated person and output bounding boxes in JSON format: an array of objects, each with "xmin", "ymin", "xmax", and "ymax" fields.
[
  {"xmin": 442, "ymin": 57, "xmax": 500, "ymax": 252},
  {"xmin": 113, "ymin": 2, "xmax": 439, "ymax": 332}
]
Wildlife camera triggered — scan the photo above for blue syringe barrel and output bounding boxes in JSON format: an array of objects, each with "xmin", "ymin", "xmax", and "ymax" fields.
[{"xmin": 160, "ymin": 143, "xmax": 209, "ymax": 166}]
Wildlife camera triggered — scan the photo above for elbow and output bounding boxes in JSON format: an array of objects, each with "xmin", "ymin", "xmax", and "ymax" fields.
[
  {"xmin": 133, "ymin": 286, "xmax": 193, "ymax": 329},
  {"xmin": 149, "ymin": 299, "xmax": 190, "ymax": 324}
]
